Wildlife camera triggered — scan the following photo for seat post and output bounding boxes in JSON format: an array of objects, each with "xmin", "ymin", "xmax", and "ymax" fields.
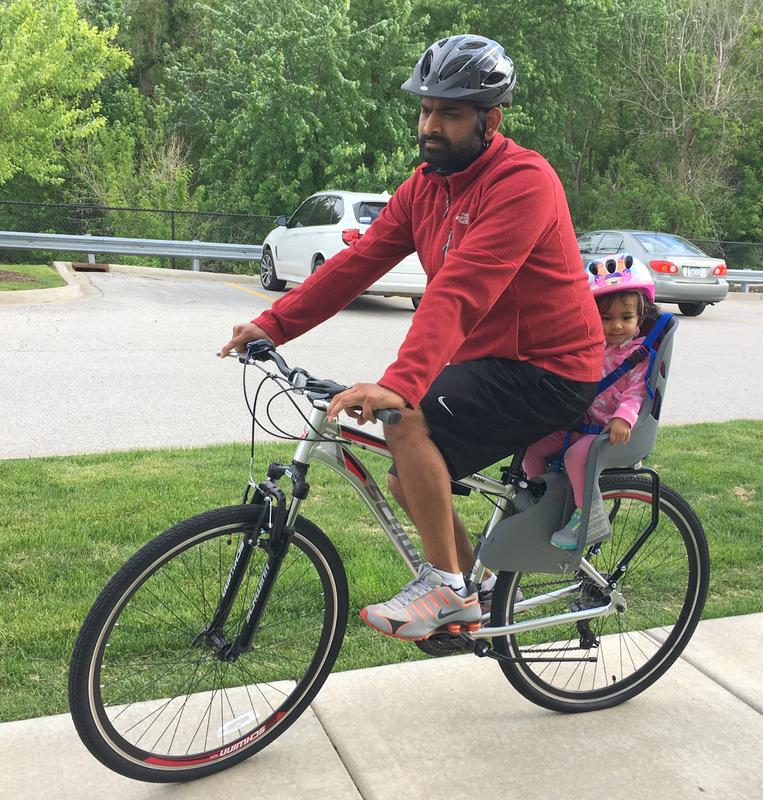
[{"xmin": 500, "ymin": 450, "xmax": 527, "ymax": 485}]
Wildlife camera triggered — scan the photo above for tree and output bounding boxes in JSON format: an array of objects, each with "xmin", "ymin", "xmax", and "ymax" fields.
[
  {"xmin": 583, "ymin": 0, "xmax": 763, "ymax": 235},
  {"xmin": 0, "ymin": 0, "xmax": 131, "ymax": 186},
  {"xmin": 164, "ymin": 0, "xmax": 427, "ymax": 214}
]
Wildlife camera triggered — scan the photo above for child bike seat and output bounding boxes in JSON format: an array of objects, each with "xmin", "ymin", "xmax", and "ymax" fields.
[{"xmin": 478, "ymin": 315, "xmax": 678, "ymax": 574}]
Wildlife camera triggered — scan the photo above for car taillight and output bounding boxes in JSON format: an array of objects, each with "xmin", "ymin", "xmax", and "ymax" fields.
[
  {"xmin": 649, "ymin": 259, "xmax": 679, "ymax": 274},
  {"xmin": 712, "ymin": 262, "xmax": 727, "ymax": 276},
  {"xmin": 342, "ymin": 229, "xmax": 362, "ymax": 245}
]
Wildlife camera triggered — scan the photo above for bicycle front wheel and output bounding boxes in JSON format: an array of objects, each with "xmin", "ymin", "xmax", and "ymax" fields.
[
  {"xmin": 69, "ymin": 505, "xmax": 348, "ymax": 782},
  {"xmin": 490, "ymin": 475, "xmax": 709, "ymax": 713}
]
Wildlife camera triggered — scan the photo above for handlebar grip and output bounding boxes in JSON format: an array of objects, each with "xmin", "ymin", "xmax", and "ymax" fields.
[{"xmin": 375, "ymin": 408, "xmax": 402, "ymax": 425}]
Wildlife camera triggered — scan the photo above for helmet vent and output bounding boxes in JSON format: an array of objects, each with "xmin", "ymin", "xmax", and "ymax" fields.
[
  {"xmin": 483, "ymin": 70, "xmax": 506, "ymax": 85},
  {"xmin": 459, "ymin": 39, "xmax": 486, "ymax": 50},
  {"xmin": 440, "ymin": 54, "xmax": 471, "ymax": 80},
  {"xmin": 420, "ymin": 50, "xmax": 433, "ymax": 79}
]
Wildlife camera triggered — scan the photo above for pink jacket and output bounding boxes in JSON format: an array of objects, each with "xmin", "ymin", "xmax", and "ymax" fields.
[{"xmin": 586, "ymin": 336, "xmax": 649, "ymax": 429}]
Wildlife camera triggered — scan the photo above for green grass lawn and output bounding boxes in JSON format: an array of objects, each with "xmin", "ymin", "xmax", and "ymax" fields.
[
  {"xmin": 0, "ymin": 263, "xmax": 65, "ymax": 291},
  {"xmin": 0, "ymin": 420, "xmax": 760, "ymax": 721}
]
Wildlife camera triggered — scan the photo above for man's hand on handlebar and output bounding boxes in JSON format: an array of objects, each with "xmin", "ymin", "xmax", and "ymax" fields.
[
  {"xmin": 327, "ymin": 383, "xmax": 405, "ymax": 426},
  {"xmin": 219, "ymin": 323, "xmax": 270, "ymax": 358}
]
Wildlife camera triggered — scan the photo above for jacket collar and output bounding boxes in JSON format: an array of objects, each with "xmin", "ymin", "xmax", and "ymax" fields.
[{"xmin": 420, "ymin": 132, "xmax": 511, "ymax": 195}]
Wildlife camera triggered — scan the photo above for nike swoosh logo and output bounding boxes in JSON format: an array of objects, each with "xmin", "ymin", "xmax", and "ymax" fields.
[
  {"xmin": 437, "ymin": 607, "xmax": 463, "ymax": 620},
  {"xmin": 437, "ymin": 395, "xmax": 454, "ymax": 416}
]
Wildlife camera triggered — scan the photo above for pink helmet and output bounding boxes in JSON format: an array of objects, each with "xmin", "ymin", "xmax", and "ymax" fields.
[{"xmin": 586, "ymin": 252, "xmax": 655, "ymax": 303}]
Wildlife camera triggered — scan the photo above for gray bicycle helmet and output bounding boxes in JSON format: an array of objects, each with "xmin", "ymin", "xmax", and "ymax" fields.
[{"xmin": 401, "ymin": 35, "xmax": 516, "ymax": 107}]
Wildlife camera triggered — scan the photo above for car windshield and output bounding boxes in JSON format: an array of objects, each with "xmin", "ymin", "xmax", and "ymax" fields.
[
  {"xmin": 355, "ymin": 202, "xmax": 386, "ymax": 224},
  {"xmin": 634, "ymin": 233, "xmax": 705, "ymax": 256}
]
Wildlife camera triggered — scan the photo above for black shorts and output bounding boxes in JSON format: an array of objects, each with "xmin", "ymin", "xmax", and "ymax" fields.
[{"xmin": 395, "ymin": 358, "xmax": 597, "ymax": 481}]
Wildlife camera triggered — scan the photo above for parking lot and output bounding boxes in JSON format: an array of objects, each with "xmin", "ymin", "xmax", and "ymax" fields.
[{"xmin": 1, "ymin": 267, "xmax": 761, "ymax": 459}]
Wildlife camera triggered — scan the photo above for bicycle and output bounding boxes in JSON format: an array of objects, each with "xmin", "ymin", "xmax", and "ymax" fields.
[{"xmin": 68, "ymin": 338, "xmax": 709, "ymax": 783}]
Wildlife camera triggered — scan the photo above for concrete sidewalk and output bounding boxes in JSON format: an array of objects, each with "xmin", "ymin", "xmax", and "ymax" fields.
[{"xmin": 2, "ymin": 614, "xmax": 761, "ymax": 799}]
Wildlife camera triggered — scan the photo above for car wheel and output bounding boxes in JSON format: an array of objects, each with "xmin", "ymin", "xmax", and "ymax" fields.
[
  {"xmin": 411, "ymin": 296, "xmax": 421, "ymax": 310},
  {"xmin": 677, "ymin": 302, "xmax": 706, "ymax": 317},
  {"xmin": 260, "ymin": 247, "xmax": 286, "ymax": 291},
  {"xmin": 311, "ymin": 256, "xmax": 325, "ymax": 274}
]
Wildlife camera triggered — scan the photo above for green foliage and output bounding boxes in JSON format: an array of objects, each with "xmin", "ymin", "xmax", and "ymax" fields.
[
  {"xmin": 722, "ymin": 115, "xmax": 763, "ymax": 241},
  {"xmin": 2, "ymin": 0, "xmax": 762, "ymax": 240},
  {"xmin": 164, "ymin": 0, "xmax": 427, "ymax": 214},
  {"xmin": 0, "ymin": 0, "xmax": 130, "ymax": 185}
]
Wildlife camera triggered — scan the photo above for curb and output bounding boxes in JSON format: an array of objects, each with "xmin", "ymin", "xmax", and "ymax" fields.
[
  {"xmin": 0, "ymin": 261, "xmax": 263, "ymax": 307},
  {"xmin": 725, "ymin": 290, "xmax": 763, "ymax": 301},
  {"xmin": 106, "ymin": 262, "xmax": 261, "ymax": 283},
  {"xmin": 0, "ymin": 262, "xmax": 101, "ymax": 307}
]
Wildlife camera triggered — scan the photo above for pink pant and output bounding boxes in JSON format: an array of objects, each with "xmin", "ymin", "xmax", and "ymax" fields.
[{"xmin": 522, "ymin": 431, "xmax": 596, "ymax": 508}]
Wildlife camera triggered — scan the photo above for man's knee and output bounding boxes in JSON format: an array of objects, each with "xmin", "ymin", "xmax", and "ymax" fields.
[{"xmin": 383, "ymin": 407, "xmax": 430, "ymax": 453}]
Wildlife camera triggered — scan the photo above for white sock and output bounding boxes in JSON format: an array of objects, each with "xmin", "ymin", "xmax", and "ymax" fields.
[
  {"xmin": 479, "ymin": 572, "xmax": 497, "ymax": 592},
  {"xmin": 432, "ymin": 567, "xmax": 468, "ymax": 596}
]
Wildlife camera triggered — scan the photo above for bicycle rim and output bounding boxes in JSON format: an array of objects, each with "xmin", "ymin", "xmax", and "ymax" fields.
[
  {"xmin": 69, "ymin": 506, "xmax": 347, "ymax": 781},
  {"xmin": 491, "ymin": 475, "xmax": 709, "ymax": 712}
]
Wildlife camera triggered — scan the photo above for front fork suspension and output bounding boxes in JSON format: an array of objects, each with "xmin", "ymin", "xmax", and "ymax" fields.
[{"xmin": 199, "ymin": 479, "xmax": 293, "ymax": 661}]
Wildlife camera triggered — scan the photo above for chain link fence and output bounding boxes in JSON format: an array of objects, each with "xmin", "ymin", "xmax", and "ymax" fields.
[{"xmin": 0, "ymin": 200, "xmax": 275, "ymax": 271}]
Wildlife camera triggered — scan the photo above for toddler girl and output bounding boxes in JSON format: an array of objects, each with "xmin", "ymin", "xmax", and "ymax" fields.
[{"xmin": 523, "ymin": 255, "xmax": 661, "ymax": 550}]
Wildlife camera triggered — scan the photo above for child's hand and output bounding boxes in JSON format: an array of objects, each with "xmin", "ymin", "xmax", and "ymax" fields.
[{"xmin": 604, "ymin": 417, "xmax": 632, "ymax": 444}]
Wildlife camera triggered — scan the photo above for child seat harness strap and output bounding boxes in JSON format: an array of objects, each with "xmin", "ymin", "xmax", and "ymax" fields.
[
  {"xmin": 551, "ymin": 313, "xmax": 673, "ymax": 470},
  {"xmin": 595, "ymin": 312, "xmax": 673, "ymax": 399}
]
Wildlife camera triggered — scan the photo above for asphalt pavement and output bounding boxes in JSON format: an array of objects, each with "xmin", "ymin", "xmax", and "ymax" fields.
[
  {"xmin": 2, "ymin": 264, "xmax": 762, "ymax": 798},
  {"xmin": 1, "ymin": 262, "xmax": 762, "ymax": 459}
]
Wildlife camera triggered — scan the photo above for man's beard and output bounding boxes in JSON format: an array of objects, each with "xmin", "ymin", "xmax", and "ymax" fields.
[{"xmin": 418, "ymin": 133, "xmax": 483, "ymax": 173}]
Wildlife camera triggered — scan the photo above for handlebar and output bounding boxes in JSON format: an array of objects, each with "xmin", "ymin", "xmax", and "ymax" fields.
[{"xmin": 229, "ymin": 339, "xmax": 402, "ymax": 425}]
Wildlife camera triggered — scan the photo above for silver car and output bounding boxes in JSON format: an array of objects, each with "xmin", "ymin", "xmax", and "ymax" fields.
[{"xmin": 577, "ymin": 230, "xmax": 729, "ymax": 316}]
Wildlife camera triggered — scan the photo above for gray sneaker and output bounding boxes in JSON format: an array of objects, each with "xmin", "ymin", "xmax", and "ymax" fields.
[{"xmin": 361, "ymin": 563, "xmax": 481, "ymax": 640}]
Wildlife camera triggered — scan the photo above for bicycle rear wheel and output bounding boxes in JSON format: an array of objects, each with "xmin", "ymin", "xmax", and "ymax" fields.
[
  {"xmin": 490, "ymin": 475, "xmax": 709, "ymax": 712},
  {"xmin": 69, "ymin": 505, "xmax": 348, "ymax": 782}
]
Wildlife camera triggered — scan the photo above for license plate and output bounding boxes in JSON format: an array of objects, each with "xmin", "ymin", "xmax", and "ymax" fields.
[{"xmin": 685, "ymin": 266, "xmax": 707, "ymax": 278}]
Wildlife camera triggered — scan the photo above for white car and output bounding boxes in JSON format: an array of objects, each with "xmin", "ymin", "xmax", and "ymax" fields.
[{"xmin": 259, "ymin": 190, "xmax": 426, "ymax": 307}]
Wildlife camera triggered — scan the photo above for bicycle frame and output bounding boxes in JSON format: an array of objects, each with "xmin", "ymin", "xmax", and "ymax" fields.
[{"xmin": 270, "ymin": 400, "xmax": 623, "ymax": 637}]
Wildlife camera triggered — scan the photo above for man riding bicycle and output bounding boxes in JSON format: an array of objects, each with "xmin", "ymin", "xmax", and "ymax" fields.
[{"xmin": 221, "ymin": 34, "xmax": 604, "ymax": 641}]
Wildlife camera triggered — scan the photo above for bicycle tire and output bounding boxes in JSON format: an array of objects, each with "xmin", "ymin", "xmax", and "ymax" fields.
[
  {"xmin": 490, "ymin": 475, "xmax": 709, "ymax": 713},
  {"xmin": 69, "ymin": 504, "xmax": 348, "ymax": 782}
]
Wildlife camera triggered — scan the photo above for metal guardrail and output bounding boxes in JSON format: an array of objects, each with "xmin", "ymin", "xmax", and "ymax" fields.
[
  {"xmin": 2, "ymin": 230, "xmax": 761, "ymax": 288},
  {"xmin": 0, "ymin": 231, "xmax": 262, "ymax": 270},
  {"xmin": 726, "ymin": 269, "xmax": 763, "ymax": 293}
]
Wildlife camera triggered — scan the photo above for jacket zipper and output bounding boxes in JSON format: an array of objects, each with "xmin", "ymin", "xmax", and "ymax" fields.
[{"xmin": 431, "ymin": 180, "xmax": 452, "ymax": 265}]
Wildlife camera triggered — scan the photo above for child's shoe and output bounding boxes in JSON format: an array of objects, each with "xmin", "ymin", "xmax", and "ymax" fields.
[
  {"xmin": 550, "ymin": 508, "xmax": 583, "ymax": 550},
  {"xmin": 551, "ymin": 500, "xmax": 612, "ymax": 551}
]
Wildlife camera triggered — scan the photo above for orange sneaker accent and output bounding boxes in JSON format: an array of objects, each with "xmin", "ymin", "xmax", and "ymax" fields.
[
  {"xmin": 465, "ymin": 622, "xmax": 481, "ymax": 632},
  {"xmin": 445, "ymin": 623, "xmax": 461, "ymax": 633},
  {"xmin": 436, "ymin": 588, "xmax": 450, "ymax": 605}
]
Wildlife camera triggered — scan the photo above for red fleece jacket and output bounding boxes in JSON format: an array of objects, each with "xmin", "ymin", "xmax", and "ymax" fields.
[{"xmin": 253, "ymin": 132, "xmax": 604, "ymax": 408}]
